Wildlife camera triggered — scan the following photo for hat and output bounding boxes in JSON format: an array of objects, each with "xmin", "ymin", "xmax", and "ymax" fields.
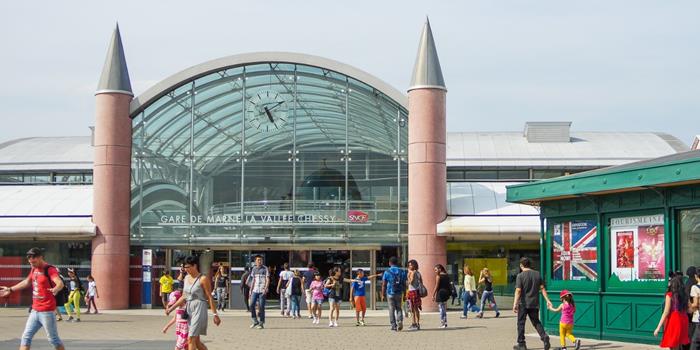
[
  {"xmin": 559, "ymin": 290, "xmax": 572, "ymax": 298},
  {"xmin": 26, "ymin": 247, "xmax": 43, "ymax": 257}
]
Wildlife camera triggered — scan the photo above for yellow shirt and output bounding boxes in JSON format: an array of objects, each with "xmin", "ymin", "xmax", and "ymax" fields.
[{"xmin": 159, "ymin": 275, "xmax": 174, "ymax": 293}]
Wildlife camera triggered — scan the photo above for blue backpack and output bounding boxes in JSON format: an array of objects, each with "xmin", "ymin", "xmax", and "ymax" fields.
[{"xmin": 390, "ymin": 269, "xmax": 406, "ymax": 294}]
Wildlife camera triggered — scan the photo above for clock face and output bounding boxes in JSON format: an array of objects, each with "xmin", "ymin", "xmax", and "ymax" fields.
[{"xmin": 246, "ymin": 90, "xmax": 289, "ymax": 133}]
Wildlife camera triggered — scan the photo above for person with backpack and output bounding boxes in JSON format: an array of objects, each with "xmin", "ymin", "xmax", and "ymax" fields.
[
  {"xmin": 381, "ymin": 256, "xmax": 406, "ymax": 331},
  {"xmin": 288, "ymin": 270, "xmax": 303, "ymax": 319},
  {"xmin": 0, "ymin": 247, "xmax": 66, "ymax": 349},
  {"xmin": 406, "ymin": 259, "xmax": 426, "ymax": 331},
  {"xmin": 64, "ymin": 268, "xmax": 84, "ymax": 322},
  {"xmin": 325, "ymin": 266, "xmax": 343, "ymax": 327}
]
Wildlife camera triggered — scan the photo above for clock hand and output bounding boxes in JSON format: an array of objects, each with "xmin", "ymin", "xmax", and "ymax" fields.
[
  {"xmin": 267, "ymin": 101, "xmax": 284, "ymax": 111},
  {"xmin": 264, "ymin": 106, "xmax": 275, "ymax": 123}
]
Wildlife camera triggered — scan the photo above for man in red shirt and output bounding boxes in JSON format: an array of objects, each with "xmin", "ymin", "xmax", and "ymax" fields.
[{"xmin": 0, "ymin": 247, "xmax": 65, "ymax": 350}]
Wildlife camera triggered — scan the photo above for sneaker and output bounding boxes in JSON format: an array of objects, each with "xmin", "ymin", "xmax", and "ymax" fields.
[
  {"xmin": 308, "ymin": 315, "xmax": 314, "ymax": 319},
  {"xmin": 333, "ymin": 321, "xmax": 338, "ymax": 327},
  {"xmin": 495, "ymin": 311, "xmax": 500, "ymax": 318},
  {"xmin": 397, "ymin": 322, "xmax": 403, "ymax": 331},
  {"xmin": 476, "ymin": 313, "xmax": 483, "ymax": 319},
  {"xmin": 574, "ymin": 339, "xmax": 581, "ymax": 350},
  {"xmin": 67, "ymin": 316, "xmax": 74, "ymax": 322},
  {"xmin": 356, "ymin": 321, "xmax": 360, "ymax": 327},
  {"xmin": 408, "ymin": 324, "xmax": 417, "ymax": 331},
  {"xmin": 75, "ymin": 319, "xmax": 81, "ymax": 322},
  {"xmin": 440, "ymin": 323, "xmax": 448, "ymax": 329},
  {"xmin": 416, "ymin": 324, "xmax": 421, "ymax": 330},
  {"xmin": 56, "ymin": 317, "xmax": 63, "ymax": 322},
  {"xmin": 250, "ymin": 321, "xmax": 259, "ymax": 328},
  {"xmin": 329, "ymin": 322, "xmax": 334, "ymax": 327},
  {"xmin": 360, "ymin": 319, "xmax": 366, "ymax": 326},
  {"xmin": 255, "ymin": 323, "xmax": 264, "ymax": 329},
  {"xmin": 512, "ymin": 344, "xmax": 527, "ymax": 350},
  {"xmin": 390, "ymin": 326, "xmax": 398, "ymax": 331},
  {"xmin": 460, "ymin": 315, "xmax": 467, "ymax": 319}
]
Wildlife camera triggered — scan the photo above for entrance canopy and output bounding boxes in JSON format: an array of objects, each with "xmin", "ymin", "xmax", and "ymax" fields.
[{"xmin": 0, "ymin": 185, "xmax": 95, "ymax": 239}]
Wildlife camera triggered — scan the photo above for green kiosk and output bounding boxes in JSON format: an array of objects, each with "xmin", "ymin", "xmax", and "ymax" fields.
[{"xmin": 506, "ymin": 150, "xmax": 700, "ymax": 344}]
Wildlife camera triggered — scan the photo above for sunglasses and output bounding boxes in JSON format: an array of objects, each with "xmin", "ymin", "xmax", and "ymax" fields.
[
  {"xmin": 183, "ymin": 265, "xmax": 193, "ymax": 269},
  {"xmin": 26, "ymin": 255, "xmax": 39, "ymax": 259}
]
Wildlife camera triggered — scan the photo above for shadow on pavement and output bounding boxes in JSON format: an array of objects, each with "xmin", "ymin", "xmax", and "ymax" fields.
[{"xmin": 0, "ymin": 339, "xmax": 174, "ymax": 350}]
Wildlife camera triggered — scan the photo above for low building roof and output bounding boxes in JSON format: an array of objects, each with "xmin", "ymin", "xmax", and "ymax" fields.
[
  {"xmin": 0, "ymin": 185, "xmax": 95, "ymax": 239},
  {"xmin": 506, "ymin": 149, "xmax": 700, "ymax": 205},
  {"xmin": 447, "ymin": 131, "xmax": 688, "ymax": 168},
  {"xmin": 0, "ymin": 137, "xmax": 92, "ymax": 172}
]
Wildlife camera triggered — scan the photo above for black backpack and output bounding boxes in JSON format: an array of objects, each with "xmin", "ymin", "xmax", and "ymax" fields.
[
  {"xmin": 44, "ymin": 265, "xmax": 69, "ymax": 305},
  {"xmin": 390, "ymin": 269, "xmax": 406, "ymax": 294}
]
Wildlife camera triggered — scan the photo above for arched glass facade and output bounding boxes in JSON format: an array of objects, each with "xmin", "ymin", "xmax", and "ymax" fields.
[{"xmin": 130, "ymin": 61, "xmax": 408, "ymax": 246}]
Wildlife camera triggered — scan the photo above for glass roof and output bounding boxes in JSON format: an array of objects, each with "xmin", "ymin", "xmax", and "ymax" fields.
[{"xmin": 133, "ymin": 61, "xmax": 408, "ymax": 177}]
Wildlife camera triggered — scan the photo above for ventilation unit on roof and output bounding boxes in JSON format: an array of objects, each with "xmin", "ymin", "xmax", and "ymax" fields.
[{"xmin": 523, "ymin": 122, "xmax": 571, "ymax": 143}]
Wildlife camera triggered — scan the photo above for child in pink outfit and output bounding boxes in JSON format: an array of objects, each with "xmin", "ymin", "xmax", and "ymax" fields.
[
  {"xmin": 548, "ymin": 290, "xmax": 581, "ymax": 350},
  {"xmin": 162, "ymin": 285, "xmax": 188, "ymax": 350}
]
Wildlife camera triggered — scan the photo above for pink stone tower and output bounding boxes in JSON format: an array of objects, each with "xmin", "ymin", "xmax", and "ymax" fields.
[
  {"xmin": 407, "ymin": 18, "xmax": 447, "ymax": 312},
  {"xmin": 92, "ymin": 24, "xmax": 133, "ymax": 309}
]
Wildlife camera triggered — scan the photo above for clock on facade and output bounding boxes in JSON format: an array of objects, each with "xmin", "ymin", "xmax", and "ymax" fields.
[{"xmin": 246, "ymin": 90, "xmax": 289, "ymax": 132}]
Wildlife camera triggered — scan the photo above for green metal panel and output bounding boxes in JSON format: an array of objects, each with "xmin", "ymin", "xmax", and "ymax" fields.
[{"xmin": 600, "ymin": 295, "xmax": 664, "ymax": 344}]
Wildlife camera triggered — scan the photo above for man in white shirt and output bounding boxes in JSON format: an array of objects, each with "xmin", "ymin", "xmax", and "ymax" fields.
[{"xmin": 247, "ymin": 255, "xmax": 269, "ymax": 329}]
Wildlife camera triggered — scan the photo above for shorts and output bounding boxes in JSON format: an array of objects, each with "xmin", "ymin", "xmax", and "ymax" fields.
[
  {"xmin": 407, "ymin": 290, "xmax": 422, "ymax": 310},
  {"xmin": 328, "ymin": 297, "xmax": 341, "ymax": 305},
  {"xmin": 305, "ymin": 289, "xmax": 313, "ymax": 304},
  {"xmin": 312, "ymin": 299, "xmax": 324, "ymax": 305},
  {"xmin": 353, "ymin": 296, "xmax": 367, "ymax": 312}
]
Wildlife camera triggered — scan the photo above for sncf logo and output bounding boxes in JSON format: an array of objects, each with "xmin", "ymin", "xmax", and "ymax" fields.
[{"xmin": 347, "ymin": 210, "xmax": 369, "ymax": 223}]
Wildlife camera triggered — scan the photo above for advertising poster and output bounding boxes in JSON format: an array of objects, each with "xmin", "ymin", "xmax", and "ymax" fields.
[
  {"xmin": 610, "ymin": 214, "xmax": 665, "ymax": 282},
  {"xmin": 637, "ymin": 225, "xmax": 665, "ymax": 280},
  {"xmin": 615, "ymin": 231, "xmax": 635, "ymax": 268},
  {"xmin": 552, "ymin": 220, "xmax": 598, "ymax": 281}
]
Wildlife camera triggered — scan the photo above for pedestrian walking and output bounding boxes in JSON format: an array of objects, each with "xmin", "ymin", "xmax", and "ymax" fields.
[
  {"xmin": 159, "ymin": 270, "xmax": 174, "ymax": 309},
  {"xmin": 246, "ymin": 255, "xmax": 269, "ymax": 329},
  {"xmin": 162, "ymin": 283, "xmax": 187, "ymax": 350},
  {"xmin": 381, "ymin": 256, "xmax": 407, "ymax": 331},
  {"xmin": 0, "ymin": 247, "xmax": 65, "ymax": 349},
  {"xmin": 477, "ymin": 267, "xmax": 500, "ymax": 318},
  {"xmin": 406, "ymin": 259, "xmax": 425, "ymax": 330},
  {"xmin": 512, "ymin": 257, "xmax": 553, "ymax": 350},
  {"xmin": 685, "ymin": 266, "xmax": 699, "ymax": 350},
  {"xmin": 64, "ymin": 268, "xmax": 83, "ymax": 322},
  {"xmin": 349, "ymin": 268, "xmax": 381, "ymax": 327},
  {"xmin": 432, "ymin": 264, "xmax": 451, "ymax": 329},
  {"xmin": 449, "ymin": 281, "xmax": 458, "ymax": 306},
  {"xmin": 309, "ymin": 271, "xmax": 324, "ymax": 324},
  {"xmin": 548, "ymin": 290, "xmax": 581, "ymax": 350},
  {"xmin": 688, "ymin": 268, "xmax": 699, "ymax": 350},
  {"xmin": 277, "ymin": 262, "xmax": 293, "ymax": 317},
  {"xmin": 241, "ymin": 266, "xmax": 251, "ymax": 312},
  {"xmin": 325, "ymin": 266, "xmax": 343, "ymax": 327},
  {"xmin": 84, "ymin": 275, "xmax": 99, "ymax": 314},
  {"xmin": 301, "ymin": 262, "xmax": 316, "ymax": 319},
  {"xmin": 213, "ymin": 265, "xmax": 229, "ymax": 312},
  {"xmin": 166, "ymin": 255, "xmax": 221, "ymax": 350},
  {"xmin": 288, "ymin": 270, "xmax": 303, "ymax": 319},
  {"xmin": 461, "ymin": 265, "xmax": 477, "ymax": 319},
  {"xmin": 655, "ymin": 274, "xmax": 690, "ymax": 349}
]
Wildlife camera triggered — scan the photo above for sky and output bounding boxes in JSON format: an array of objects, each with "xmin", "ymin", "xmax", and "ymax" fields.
[{"xmin": 0, "ymin": 1, "xmax": 698, "ymax": 145}]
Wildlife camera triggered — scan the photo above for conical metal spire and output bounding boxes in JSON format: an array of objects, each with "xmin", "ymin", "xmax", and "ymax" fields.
[
  {"xmin": 96, "ymin": 23, "xmax": 133, "ymax": 96},
  {"xmin": 408, "ymin": 18, "xmax": 446, "ymax": 92}
]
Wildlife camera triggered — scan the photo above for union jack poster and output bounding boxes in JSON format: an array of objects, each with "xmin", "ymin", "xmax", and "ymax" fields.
[{"xmin": 552, "ymin": 220, "xmax": 598, "ymax": 281}]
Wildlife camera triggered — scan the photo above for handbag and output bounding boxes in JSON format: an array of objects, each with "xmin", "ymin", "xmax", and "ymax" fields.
[{"xmin": 417, "ymin": 272, "xmax": 428, "ymax": 298}]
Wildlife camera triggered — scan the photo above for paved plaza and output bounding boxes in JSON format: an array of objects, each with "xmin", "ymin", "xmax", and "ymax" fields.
[{"xmin": 0, "ymin": 308, "xmax": 657, "ymax": 350}]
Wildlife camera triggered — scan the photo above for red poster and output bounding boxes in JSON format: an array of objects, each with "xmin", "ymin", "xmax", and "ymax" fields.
[
  {"xmin": 615, "ymin": 231, "xmax": 634, "ymax": 268},
  {"xmin": 637, "ymin": 225, "xmax": 665, "ymax": 280}
]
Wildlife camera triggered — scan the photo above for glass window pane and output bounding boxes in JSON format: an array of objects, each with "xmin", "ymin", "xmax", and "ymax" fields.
[
  {"xmin": 463, "ymin": 170, "xmax": 497, "ymax": 180},
  {"xmin": 680, "ymin": 208, "xmax": 700, "ymax": 270}
]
